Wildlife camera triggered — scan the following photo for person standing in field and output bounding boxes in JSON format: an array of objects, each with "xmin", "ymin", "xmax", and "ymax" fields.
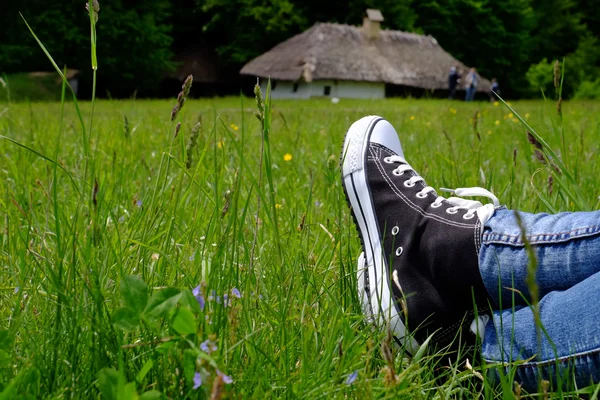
[
  {"xmin": 464, "ymin": 67, "xmax": 478, "ymax": 101},
  {"xmin": 489, "ymin": 78, "xmax": 500, "ymax": 102},
  {"xmin": 448, "ymin": 66, "xmax": 461, "ymax": 100}
]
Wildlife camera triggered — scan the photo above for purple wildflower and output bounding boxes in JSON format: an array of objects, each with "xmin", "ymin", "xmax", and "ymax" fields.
[
  {"xmin": 193, "ymin": 372, "xmax": 202, "ymax": 389},
  {"xmin": 200, "ymin": 339, "xmax": 217, "ymax": 354},
  {"xmin": 345, "ymin": 370, "xmax": 358, "ymax": 385},
  {"xmin": 192, "ymin": 285, "xmax": 205, "ymax": 310},
  {"xmin": 14, "ymin": 287, "xmax": 19, "ymax": 294},
  {"xmin": 189, "ymin": 254, "xmax": 195, "ymax": 261},
  {"xmin": 216, "ymin": 295, "xmax": 221, "ymax": 304},
  {"xmin": 136, "ymin": 199, "xmax": 142, "ymax": 208},
  {"xmin": 223, "ymin": 293, "xmax": 229, "ymax": 307},
  {"xmin": 217, "ymin": 369, "xmax": 233, "ymax": 384},
  {"xmin": 231, "ymin": 287, "xmax": 241, "ymax": 298}
]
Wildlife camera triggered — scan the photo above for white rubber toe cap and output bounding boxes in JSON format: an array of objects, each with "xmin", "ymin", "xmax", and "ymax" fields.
[
  {"xmin": 369, "ymin": 119, "xmax": 404, "ymax": 158},
  {"xmin": 342, "ymin": 116, "xmax": 404, "ymax": 178}
]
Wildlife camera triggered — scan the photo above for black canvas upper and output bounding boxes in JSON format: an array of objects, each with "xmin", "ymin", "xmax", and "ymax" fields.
[{"xmin": 366, "ymin": 142, "xmax": 494, "ymax": 348}]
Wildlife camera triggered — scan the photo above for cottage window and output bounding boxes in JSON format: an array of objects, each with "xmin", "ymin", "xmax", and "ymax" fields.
[
  {"xmin": 324, "ymin": 86, "xmax": 331, "ymax": 96},
  {"xmin": 272, "ymin": 81, "xmax": 277, "ymax": 90},
  {"xmin": 293, "ymin": 83, "xmax": 299, "ymax": 93}
]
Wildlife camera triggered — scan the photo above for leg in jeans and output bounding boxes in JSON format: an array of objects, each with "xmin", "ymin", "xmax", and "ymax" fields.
[
  {"xmin": 479, "ymin": 209, "xmax": 600, "ymax": 390},
  {"xmin": 340, "ymin": 115, "xmax": 600, "ymax": 390}
]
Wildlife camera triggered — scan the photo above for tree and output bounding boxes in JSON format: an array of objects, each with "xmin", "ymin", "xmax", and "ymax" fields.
[
  {"xmin": 196, "ymin": 0, "xmax": 415, "ymax": 66},
  {"xmin": 528, "ymin": 0, "xmax": 587, "ymax": 63},
  {"xmin": 413, "ymin": 0, "xmax": 534, "ymax": 97},
  {"xmin": 0, "ymin": 0, "xmax": 174, "ymax": 97}
]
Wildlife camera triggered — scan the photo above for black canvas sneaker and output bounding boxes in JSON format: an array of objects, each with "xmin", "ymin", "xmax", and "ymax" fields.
[{"xmin": 341, "ymin": 116, "xmax": 499, "ymax": 354}]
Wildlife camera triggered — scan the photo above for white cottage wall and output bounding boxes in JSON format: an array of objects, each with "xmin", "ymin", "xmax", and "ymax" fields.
[
  {"xmin": 260, "ymin": 81, "xmax": 311, "ymax": 99},
  {"xmin": 263, "ymin": 80, "xmax": 384, "ymax": 99}
]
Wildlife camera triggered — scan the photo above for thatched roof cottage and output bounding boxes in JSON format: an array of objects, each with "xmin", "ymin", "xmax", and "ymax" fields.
[{"xmin": 240, "ymin": 9, "xmax": 490, "ymax": 99}]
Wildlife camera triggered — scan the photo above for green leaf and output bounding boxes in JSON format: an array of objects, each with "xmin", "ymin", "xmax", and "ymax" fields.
[
  {"xmin": 98, "ymin": 368, "xmax": 119, "ymax": 400},
  {"xmin": 0, "ymin": 330, "xmax": 13, "ymax": 349},
  {"xmin": 155, "ymin": 341, "xmax": 176, "ymax": 354},
  {"xmin": 122, "ymin": 382, "xmax": 138, "ymax": 400},
  {"xmin": 0, "ymin": 350, "xmax": 10, "ymax": 367},
  {"xmin": 140, "ymin": 390, "xmax": 165, "ymax": 400},
  {"xmin": 171, "ymin": 307, "xmax": 196, "ymax": 336},
  {"xmin": 183, "ymin": 348, "xmax": 198, "ymax": 386},
  {"xmin": 179, "ymin": 289, "xmax": 202, "ymax": 313},
  {"xmin": 136, "ymin": 358, "xmax": 154, "ymax": 383},
  {"xmin": 112, "ymin": 307, "xmax": 141, "ymax": 332},
  {"xmin": 143, "ymin": 288, "xmax": 181, "ymax": 319},
  {"xmin": 121, "ymin": 275, "xmax": 148, "ymax": 315}
]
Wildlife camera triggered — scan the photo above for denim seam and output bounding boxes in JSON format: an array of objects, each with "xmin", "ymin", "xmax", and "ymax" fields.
[
  {"xmin": 482, "ymin": 225, "xmax": 600, "ymax": 246},
  {"xmin": 484, "ymin": 346, "xmax": 600, "ymax": 369}
]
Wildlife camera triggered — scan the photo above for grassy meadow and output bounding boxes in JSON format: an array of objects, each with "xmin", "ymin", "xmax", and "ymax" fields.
[{"xmin": 1, "ymin": 93, "xmax": 600, "ymax": 398}]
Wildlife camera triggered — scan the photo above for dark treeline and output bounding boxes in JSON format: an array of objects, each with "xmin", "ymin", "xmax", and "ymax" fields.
[{"xmin": 1, "ymin": 0, "xmax": 599, "ymax": 98}]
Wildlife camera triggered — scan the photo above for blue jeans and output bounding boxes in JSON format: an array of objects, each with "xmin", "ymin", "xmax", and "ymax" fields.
[
  {"xmin": 466, "ymin": 86, "xmax": 476, "ymax": 101},
  {"xmin": 479, "ymin": 208, "xmax": 600, "ymax": 391}
]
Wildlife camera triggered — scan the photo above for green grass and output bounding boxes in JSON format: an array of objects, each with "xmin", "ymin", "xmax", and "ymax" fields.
[
  {"xmin": 1, "ymin": 95, "xmax": 600, "ymax": 398},
  {"xmin": 0, "ymin": 73, "xmax": 65, "ymax": 103}
]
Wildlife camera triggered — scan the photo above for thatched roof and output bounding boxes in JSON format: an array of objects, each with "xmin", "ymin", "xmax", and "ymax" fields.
[{"xmin": 240, "ymin": 22, "xmax": 490, "ymax": 91}]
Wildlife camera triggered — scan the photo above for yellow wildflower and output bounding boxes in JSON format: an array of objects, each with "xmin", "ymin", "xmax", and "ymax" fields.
[
  {"xmin": 230, "ymin": 124, "xmax": 239, "ymax": 131},
  {"xmin": 410, "ymin": 116, "xmax": 415, "ymax": 121},
  {"xmin": 283, "ymin": 153, "xmax": 292, "ymax": 162},
  {"xmin": 217, "ymin": 139, "xmax": 224, "ymax": 149},
  {"xmin": 525, "ymin": 113, "xmax": 530, "ymax": 119},
  {"xmin": 495, "ymin": 120, "xmax": 500, "ymax": 126},
  {"xmin": 508, "ymin": 113, "xmax": 514, "ymax": 119},
  {"xmin": 275, "ymin": 203, "xmax": 282, "ymax": 209},
  {"xmin": 493, "ymin": 101, "xmax": 499, "ymax": 106}
]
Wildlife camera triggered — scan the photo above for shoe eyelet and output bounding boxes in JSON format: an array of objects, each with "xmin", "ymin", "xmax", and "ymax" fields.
[
  {"xmin": 446, "ymin": 207, "xmax": 459, "ymax": 215},
  {"xmin": 384, "ymin": 157, "xmax": 393, "ymax": 164},
  {"xmin": 395, "ymin": 247, "xmax": 403, "ymax": 256},
  {"xmin": 391, "ymin": 226, "xmax": 399, "ymax": 235},
  {"xmin": 463, "ymin": 212, "xmax": 476, "ymax": 220},
  {"xmin": 416, "ymin": 191, "xmax": 427, "ymax": 199},
  {"xmin": 404, "ymin": 180, "xmax": 415, "ymax": 188},
  {"xmin": 392, "ymin": 169, "xmax": 404, "ymax": 176},
  {"xmin": 431, "ymin": 201, "xmax": 443, "ymax": 208}
]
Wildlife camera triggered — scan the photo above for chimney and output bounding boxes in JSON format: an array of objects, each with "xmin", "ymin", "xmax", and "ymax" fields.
[{"xmin": 363, "ymin": 9, "xmax": 384, "ymax": 39}]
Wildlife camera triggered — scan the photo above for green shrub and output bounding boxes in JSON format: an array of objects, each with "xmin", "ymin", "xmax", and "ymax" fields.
[{"xmin": 525, "ymin": 58, "xmax": 555, "ymax": 98}]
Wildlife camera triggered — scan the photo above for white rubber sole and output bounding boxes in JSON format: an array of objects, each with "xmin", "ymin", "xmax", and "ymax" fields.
[{"xmin": 342, "ymin": 116, "xmax": 420, "ymax": 354}]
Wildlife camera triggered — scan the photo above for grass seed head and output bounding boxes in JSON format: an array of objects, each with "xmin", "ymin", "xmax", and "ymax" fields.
[
  {"xmin": 526, "ymin": 131, "xmax": 542, "ymax": 150},
  {"xmin": 86, "ymin": 0, "xmax": 100, "ymax": 22},
  {"xmin": 170, "ymin": 105, "xmax": 179, "ymax": 122},
  {"xmin": 553, "ymin": 60, "xmax": 560, "ymax": 89},
  {"xmin": 173, "ymin": 122, "xmax": 181, "ymax": 138},
  {"xmin": 171, "ymin": 75, "xmax": 194, "ymax": 121},
  {"xmin": 534, "ymin": 150, "xmax": 547, "ymax": 165},
  {"xmin": 186, "ymin": 121, "xmax": 202, "ymax": 169},
  {"xmin": 182, "ymin": 75, "xmax": 193, "ymax": 97},
  {"xmin": 254, "ymin": 80, "xmax": 264, "ymax": 124}
]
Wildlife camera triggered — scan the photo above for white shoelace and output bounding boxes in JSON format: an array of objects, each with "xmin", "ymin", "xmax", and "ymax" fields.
[{"xmin": 384, "ymin": 155, "xmax": 500, "ymax": 224}]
